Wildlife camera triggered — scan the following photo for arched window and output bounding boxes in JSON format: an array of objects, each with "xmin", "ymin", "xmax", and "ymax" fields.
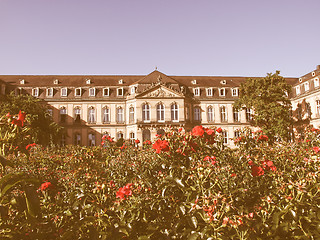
[
  {"xmin": 220, "ymin": 106, "xmax": 227, "ymax": 122},
  {"xmin": 142, "ymin": 129, "xmax": 151, "ymax": 142},
  {"xmin": 207, "ymin": 106, "xmax": 214, "ymax": 122},
  {"xmin": 233, "ymin": 108, "xmax": 240, "ymax": 122},
  {"xmin": 157, "ymin": 103, "xmax": 165, "ymax": 122},
  {"xmin": 74, "ymin": 107, "xmax": 81, "ymax": 124},
  {"xmin": 142, "ymin": 104, "xmax": 150, "ymax": 122},
  {"xmin": 171, "ymin": 103, "xmax": 179, "ymax": 121},
  {"xmin": 74, "ymin": 133, "xmax": 81, "ymax": 145},
  {"xmin": 246, "ymin": 108, "xmax": 253, "ymax": 122},
  {"xmin": 88, "ymin": 133, "xmax": 95, "ymax": 146},
  {"xmin": 194, "ymin": 107, "xmax": 201, "ymax": 121},
  {"xmin": 129, "ymin": 107, "xmax": 135, "ymax": 123},
  {"xmin": 117, "ymin": 107, "xmax": 124, "ymax": 123},
  {"xmin": 88, "ymin": 107, "xmax": 96, "ymax": 123},
  {"xmin": 129, "ymin": 132, "xmax": 135, "ymax": 144},
  {"xmin": 102, "ymin": 107, "xmax": 110, "ymax": 123},
  {"xmin": 60, "ymin": 107, "xmax": 67, "ymax": 123}
]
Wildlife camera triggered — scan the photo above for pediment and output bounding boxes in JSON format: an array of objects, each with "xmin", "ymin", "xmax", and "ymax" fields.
[{"xmin": 137, "ymin": 85, "xmax": 184, "ymax": 98}]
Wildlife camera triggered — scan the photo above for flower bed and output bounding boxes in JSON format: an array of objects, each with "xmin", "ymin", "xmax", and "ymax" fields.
[{"xmin": 0, "ymin": 126, "xmax": 320, "ymax": 239}]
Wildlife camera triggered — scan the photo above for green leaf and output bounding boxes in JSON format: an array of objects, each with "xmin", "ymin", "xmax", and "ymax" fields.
[{"xmin": 24, "ymin": 185, "xmax": 41, "ymax": 219}]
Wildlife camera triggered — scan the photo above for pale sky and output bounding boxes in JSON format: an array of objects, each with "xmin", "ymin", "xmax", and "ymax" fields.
[{"xmin": 0, "ymin": 0, "xmax": 319, "ymax": 77}]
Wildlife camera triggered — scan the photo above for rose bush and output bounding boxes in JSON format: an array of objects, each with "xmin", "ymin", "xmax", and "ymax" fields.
[{"xmin": 0, "ymin": 122, "xmax": 319, "ymax": 239}]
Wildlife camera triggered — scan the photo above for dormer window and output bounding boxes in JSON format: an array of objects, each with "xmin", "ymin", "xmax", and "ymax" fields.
[
  {"xmin": 194, "ymin": 87, "xmax": 200, "ymax": 96},
  {"xmin": 232, "ymin": 88, "xmax": 238, "ymax": 97},
  {"xmin": 19, "ymin": 79, "xmax": 25, "ymax": 84},
  {"xmin": 206, "ymin": 88, "xmax": 213, "ymax": 96},
  {"xmin": 312, "ymin": 72, "xmax": 316, "ymax": 77},
  {"xmin": 131, "ymin": 86, "xmax": 136, "ymax": 94},
  {"xmin": 47, "ymin": 88, "xmax": 53, "ymax": 97},
  {"xmin": 32, "ymin": 88, "xmax": 39, "ymax": 97},
  {"xmin": 220, "ymin": 80, "xmax": 227, "ymax": 85},
  {"xmin": 54, "ymin": 79, "xmax": 59, "ymax": 85},
  {"xmin": 191, "ymin": 80, "xmax": 197, "ymax": 85},
  {"xmin": 86, "ymin": 79, "xmax": 91, "ymax": 84},
  {"xmin": 118, "ymin": 79, "xmax": 123, "ymax": 84},
  {"xmin": 117, "ymin": 87, "xmax": 123, "ymax": 96},
  {"xmin": 304, "ymin": 82, "xmax": 309, "ymax": 92},
  {"xmin": 89, "ymin": 88, "xmax": 96, "ymax": 97},
  {"xmin": 75, "ymin": 88, "xmax": 82, "ymax": 97},
  {"xmin": 61, "ymin": 88, "xmax": 68, "ymax": 97},
  {"xmin": 103, "ymin": 88, "xmax": 110, "ymax": 96},
  {"xmin": 296, "ymin": 86, "xmax": 301, "ymax": 95},
  {"xmin": 219, "ymin": 88, "xmax": 226, "ymax": 96},
  {"xmin": 314, "ymin": 78, "xmax": 319, "ymax": 88}
]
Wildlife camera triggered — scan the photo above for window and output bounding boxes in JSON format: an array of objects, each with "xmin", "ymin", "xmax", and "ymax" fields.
[
  {"xmin": 89, "ymin": 88, "xmax": 96, "ymax": 97},
  {"xmin": 194, "ymin": 107, "xmax": 201, "ymax": 121},
  {"xmin": 207, "ymin": 88, "xmax": 213, "ymax": 96},
  {"xmin": 86, "ymin": 79, "xmax": 91, "ymax": 84},
  {"xmin": 171, "ymin": 103, "xmax": 179, "ymax": 121},
  {"xmin": 194, "ymin": 88, "xmax": 200, "ymax": 96},
  {"xmin": 74, "ymin": 107, "xmax": 81, "ymax": 124},
  {"xmin": 54, "ymin": 79, "xmax": 59, "ymax": 85},
  {"xmin": 295, "ymin": 86, "xmax": 301, "ymax": 95},
  {"xmin": 61, "ymin": 88, "xmax": 68, "ymax": 97},
  {"xmin": 102, "ymin": 107, "xmax": 110, "ymax": 123},
  {"xmin": 117, "ymin": 132, "xmax": 124, "ymax": 140},
  {"xmin": 219, "ymin": 88, "xmax": 226, "ymax": 97},
  {"xmin": 222, "ymin": 131, "xmax": 228, "ymax": 144},
  {"xmin": 185, "ymin": 106, "xmax": 190, "ymax": 120},
  {"xmin": 317, "ymin": 100, "xmax": 320, "ymax": 116},
  {"xmin": 129, "ymin": 132, "xmax": 135, "ymax": 144},
  {"xmin": 232, "ymin": 88, "xmax": 238, "ymax": 97},
  {"xmin": 314, "ymin": 78, "xmax": 319, "ymax": 88},
  {"xmin": 246, "ymin": 108, "xmax": 253, "ymax": 122},
  {"xmin": 88, "ymin": 133, "xmax": 95, "ymax": 146},
  {"xmin": 60, "ymin": 107, "xmax": 67, "ymax": 123},
  {"xmin": 32, "ymin": 88, "xmax": 39, "ymax": 97},
  {"xmin": 20, "ymin": 79, "xmax": 25, "ymax": 84},
  {"xmin": 234, "ymin": 130, "xmax": 240, "ymax": 139},
  {"xmin": 129, "ymin": 107, "xmax": 135, "ymax": 123},
  {"xmin": 88, "ymin": 107, "xmax": 96, "ymax": 124},
  {"xmin": 207, "ymin": 106, "xmax": 214, "ymax": 122},
  {"xmin": 117, "ymin": 107, "xmax": 124, "ymax": 123},
  {"xmin": 47, "ymin": 88, "xmax": 53, "ymax": 97},
  {"xmin": 233, "ymin": 108, "xmax": 240, "ymax": 122},
  {"xmin": 304, "ymin": 82, "xmax": 309, "ymax": 92},
  {"xmin": 74, "ymin": 133, "xmax": 81, "ymax": 145},
  {"xmin": 191, "ymin": 80, "xmax": 197, "ymax": 85},
  {"xmin": 117, "ymin": 88, "xmax": 123, "ymax": 96},
  {"xmin": 142, "ymin": 104, "xmax": 150, "ymax": 122},
  {"xmin": 103, "ymin": 88, "xmax": 110, "ymax": 96},
  {"xmin": 220, "ymin": 106, "xmax": 227, "ymax": 122},
  {"xmin": 131, "ymin": 87, "xmax": 136, "ymax": 94},
  {"xmin": 75, "ymin": 88, "xmax": 82, "ymax": 96}
]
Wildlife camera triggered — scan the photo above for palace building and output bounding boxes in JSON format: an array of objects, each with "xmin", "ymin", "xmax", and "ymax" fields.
[{"xmin": 0, "ymin": 65, "xmax": 319, "ymax": 146}]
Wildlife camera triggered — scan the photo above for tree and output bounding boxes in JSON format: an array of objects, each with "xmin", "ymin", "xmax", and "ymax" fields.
[
  {"xmin": 0, "ymin": 92, "xmax": 63, "ymax": 146},
  {"xmin": 233, "ymin": 71, "xmax": 292, "ymax": 142}
]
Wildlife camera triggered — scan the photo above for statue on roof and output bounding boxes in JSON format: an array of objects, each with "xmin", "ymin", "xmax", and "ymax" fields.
[{"xmin": 157, "ymin": 75, "xmax": 162, "ymax": 84}]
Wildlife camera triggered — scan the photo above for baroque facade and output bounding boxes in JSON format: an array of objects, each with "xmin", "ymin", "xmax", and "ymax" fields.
[{"xmin": 0, "ymin": 65, "xmax": 319, "ymax": 146}]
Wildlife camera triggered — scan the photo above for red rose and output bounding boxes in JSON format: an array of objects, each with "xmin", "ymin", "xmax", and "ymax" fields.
[
  {"xmin": 40, "ymin": 182, "xmax": 53, "ymax": 191},
  {"xmin": 258, "ymin": 135, "xmax": 268, "ymax": 141},
  {"xmin": 192, "ymin": 125, "xmax": 205, "ymax": 137},
  {"xmin": 116, "ymin": 183, "xmax": 133, "ymax": 200},
  {"xmin": 313, "ymin": 146, "xmax": 320, "ymax": 153},
  {"xmin": 251, "ymin": 165, "xmax": 264, "ymax": 177},
  {"xmin": 11, "ymin": 110, "xmax": 26, "ymax": 127},
  {"xmin": 152, "ymin": 139, "xmax": 170, "ymax": 153},
  {"xmin": 135, "ymin": 139, "xmax": 140, "ymax": 144},
  {"xmin": 205, "ymin": 128, "xmax": 215, "ymax": 136},
  {"xmin": 216, "ymin": 127, "xmax": 222, "ymax": 133}
]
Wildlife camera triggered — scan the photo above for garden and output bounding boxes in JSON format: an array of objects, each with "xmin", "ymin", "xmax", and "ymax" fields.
[{"xmin": 0, "ymin": 110, "xmax": 319, "ymax": 240}]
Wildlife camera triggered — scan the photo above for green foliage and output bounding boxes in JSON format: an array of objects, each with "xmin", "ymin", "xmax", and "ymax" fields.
[{"xmin": 234, "ymin": 71, "xmax": 292, "ymax": 142}]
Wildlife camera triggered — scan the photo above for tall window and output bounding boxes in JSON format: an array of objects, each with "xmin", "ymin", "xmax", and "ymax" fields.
[
  {"xmin": 117, "ymin": 132, "xmax": 124, "ymax": 140},
  {"xmin": 232, "ymin": 88, "xmax": 238, "ymax": 97},
  {"xmin": 314, "ymin": 78, "xmax": 319, "ymax": 88},
  {"xmin": 194, "ymin": 88, "xmax": 200, "ymax": 96},
  {"xmin": 117, "ymin": 88, "xmax": 123, "ymax": 96},
  {"xmin": 157, "ymin": 104, "xmax": 165, "ymax": 122},
  {"xmin": 88, "ymin": 107, "xmax": 96, "ymax": 123},
  {"xmin": 60, "ymin": 107, "xmax": 67, "ymax": 123},
  {"xmin": 47, "ymin": 88, "xmax": 53, "ymax": 97},
  {"xmin": 61, "ymin": 88, "xmax": 68, "ymax": 97},
  {"xmin": 32, "ymin": 88, "xmax": 39, "ymax": 97},
  {"xmin": 129, "ymin": 132, "xmax": 135, "ymax": 144},
  {"xmin": 129, "ymin": 107, "xmax": 135, "ymax": 123},
  {"xmin": 246, "ymin": 108, "xmax": 253, "ymax": 122},
  {"xmin": 89, "ymin": 88, "xmax": 96, "ymax": 96},
  {"xmin": 304, "ymin": 82, "xmax": 309, "ymax": 92},
  {"xmin": 194, "ymin": 107, "xmax": 201, "ymax": 121},
  {"xmin": 102, "ymin": 107, "xmax": 110, "ymax": 123},
  {"xmin": 219, "ymin": 88, "xmax": 226, "ymax": 97},
  {"xmin": 117, "ymin": 107, "xmax": 124, "ymax": 123},
  {"xmin": 142, "ymin": 104, "xmax": 150, "ymax": 122},
  {"xmin": 207, "ymin": 106, "xmax": 214, "ymax": 122},
  {"xmin": 222, "ymin": 131, "xmax": 228, "ymax": 144},
  {"xmin": 75, "ymin": 88, "xmax": 81, "ymax": 96},
  {"xmin": 317, "ymin": 100, "xmax": 320, "ymax": 116},
  {"xmin": 233, "ymin": 108, "xmax": 240, "ymax": 122},
  {"xmin": 88, "ymin": 133, "xmax": 95, "ymax": 146},
  {"xmin": 220, "ymin": 106, "xmax": 227, "ymax": 122},
  {"xmin": 74, "ymin": 107, "xmax": 81, "ymax": 124},
  {"xmin": 296, "ymin": 86, "xmax": 301, "ymax": 95},
  {"xmin": 185, "ymin": 106, "xmax": 190, "ymax": 121},
  {"xmin": 207, "ymin": 88, "xmax": 213, "ymax": 96},
  {"xmin": 171, "ymin": 103, "xmax": 179, "ymax": 121},
  {"xmin": 74, "ymin": 133, "xmax": 81, "ymax": 145}
]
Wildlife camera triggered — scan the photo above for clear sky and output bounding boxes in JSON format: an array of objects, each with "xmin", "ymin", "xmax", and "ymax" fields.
[{"xmin": 0, "ymin": 0, "xmax": 319, "ymax": 77}]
